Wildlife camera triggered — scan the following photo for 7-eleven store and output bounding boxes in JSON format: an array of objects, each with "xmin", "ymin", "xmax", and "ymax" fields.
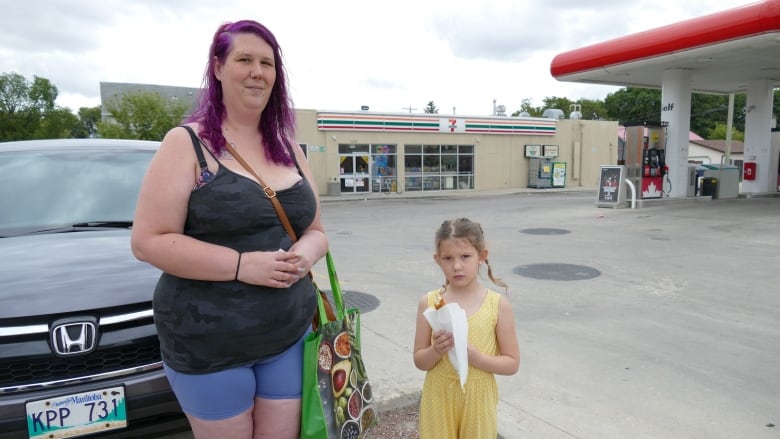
[{"xmin": 294, "ymin": 109, "xmax": 618, "ymax": 196}]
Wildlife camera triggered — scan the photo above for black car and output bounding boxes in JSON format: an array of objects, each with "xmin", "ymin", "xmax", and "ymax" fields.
[{"xmin": 0, "ymin": 139, "xmax": 188, "ymax": 438}]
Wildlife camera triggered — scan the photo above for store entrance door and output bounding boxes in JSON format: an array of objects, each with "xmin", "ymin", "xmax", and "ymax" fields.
[{"xmin": 339, "ymin": 153, "xmax": 370, "ymax": 193}]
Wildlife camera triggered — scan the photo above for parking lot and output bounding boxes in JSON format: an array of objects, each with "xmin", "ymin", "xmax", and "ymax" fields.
[{"xmin": 167, "ymin": 189, "xmax": 780, "ymax": 438}]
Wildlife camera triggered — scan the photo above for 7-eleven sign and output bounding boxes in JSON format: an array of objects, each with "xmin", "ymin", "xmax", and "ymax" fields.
[{"xmin": 439, "ymin": 118, "xmax": 465, "ymax": 133}]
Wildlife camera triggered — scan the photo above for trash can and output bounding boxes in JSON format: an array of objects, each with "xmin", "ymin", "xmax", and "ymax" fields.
[
  {"xmin": 701, "ymin": 164, "xmax": 739, "ymax": 199},
  {"xmin": 327, "ymin": 181, "xmax": 340, "ymax": 196},
  {"xmin": 701, "ymin": 177, "xmax": 718, "ymax": 198}
]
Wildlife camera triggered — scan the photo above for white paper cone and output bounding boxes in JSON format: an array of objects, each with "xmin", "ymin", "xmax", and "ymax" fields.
[{"xmin": 423, "ymin": 303, "xmax": 469, "ymax": 388}]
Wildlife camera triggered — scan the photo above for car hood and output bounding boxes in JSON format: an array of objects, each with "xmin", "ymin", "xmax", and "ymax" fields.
[{"xmin": 0, "ymin": 230, "xmax": 161, "ymax": 319}]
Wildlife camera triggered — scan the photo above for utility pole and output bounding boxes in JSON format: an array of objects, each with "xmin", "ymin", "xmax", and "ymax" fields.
[{"xmin": 402, "ymin": 105, "xmax": 417, "ymax": 114}]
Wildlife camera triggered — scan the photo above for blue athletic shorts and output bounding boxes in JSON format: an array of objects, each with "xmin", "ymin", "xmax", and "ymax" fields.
[{"xmin": 163, "ymin": 331, "xmax": 308, "ymax": 420}]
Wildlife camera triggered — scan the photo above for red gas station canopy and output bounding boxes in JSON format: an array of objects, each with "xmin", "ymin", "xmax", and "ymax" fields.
[{"xmin": 550, "ymin": 0, "xmax": 780, "ymax": 94}]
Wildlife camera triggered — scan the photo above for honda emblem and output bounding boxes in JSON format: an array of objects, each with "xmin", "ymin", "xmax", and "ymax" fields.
[{"xmin": 51, "ymin": 321, "xmax": 97, "ymax": 356}]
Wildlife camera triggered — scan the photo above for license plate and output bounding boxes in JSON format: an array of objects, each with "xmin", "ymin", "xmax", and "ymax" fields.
[{"xmin": 25, "ymin": 386, "xmax": 127, "ymax": 439}]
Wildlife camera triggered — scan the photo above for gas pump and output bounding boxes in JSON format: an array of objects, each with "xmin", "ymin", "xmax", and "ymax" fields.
[
  {"xmin": 624, "ymin": 121, "xmax": 667, "ymax": 199},
  {"xmin": 642, "ymin": 147, "xmax": 665, "ymax": 178},
  {"xmin": 642, "ymin": 146, "xmax": 666, "ymax": 197}
]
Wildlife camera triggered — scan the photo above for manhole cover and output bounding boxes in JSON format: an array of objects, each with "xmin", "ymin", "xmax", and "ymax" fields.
[
  {"xmin": 513, "ymin": 263, "xmax": 601, "ymax": 281},
  {"xmin": 520, "ymin": 228, "xmax": 571, "ymax": 235},
  {"xmin": 321, "ymin": 290, "xmax": 381, "ymax": 313}
]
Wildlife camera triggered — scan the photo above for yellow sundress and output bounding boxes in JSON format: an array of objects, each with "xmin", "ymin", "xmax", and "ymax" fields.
[{"xmin": 418, "ymin": 289, "xmax": 501, "ymax": 438}]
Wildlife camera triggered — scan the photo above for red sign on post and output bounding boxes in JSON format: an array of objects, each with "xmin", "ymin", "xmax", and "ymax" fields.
[{"xmin": 743, "ymin": 162, "xmax": 756, "ymax": 180}]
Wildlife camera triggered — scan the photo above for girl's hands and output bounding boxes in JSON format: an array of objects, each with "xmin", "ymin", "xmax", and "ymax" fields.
[
  {"xmin": 236, "ymin": 249, "xmax": 304, "ymax": 288},
  {"xmin": 432, "ymin": 330, "xmax": 454, "ymax": 355}
]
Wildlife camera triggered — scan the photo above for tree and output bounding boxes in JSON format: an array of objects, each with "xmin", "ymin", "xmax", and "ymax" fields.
[
  {"xmin": 512, "ymin": 98, "xmax": 541, "ymax": 117},
  {"xmin": 0, "ymin": 73, "xmax": 43, "ymax": 141},
  {"xmin": 423, "ymin": 101, "xmax": 438, "ymax": 114},
  {"xmin": 541, "ymin": 96, "xmax": 574, "ymax": 114},
  {"xmin": 0, "ymin": 72, "xmax": 79, "ymax": 141},
  {"xmin": 576, "ymin": 98, "xmax": 608, "ymax": 120},
  {"xmin": 689, "ymin": 93, "xmax": 737, "ymax": 138},
  {"xmin": 511, "ymin": 97, "xmax": 607, "ymax": 120},
  {"xmin": 33, "ymin": 108, "xmax": 79, "ymax": 139},
  {"xmin": 28, "ymin": 76, "xmax": 57, "ymax": 113},
  {"xmin": 774, "ymin": 89, "xmax": 780, "ymax": 123},
  {"xmin": 98, "ymin": 91, "xmax": 187, "ymax": 140},
  {"xmin": 604, "ymin": 88, "xmax": 662, "ymax": 124},
  {"xmin": 0, "ymin": 73, "xmax": 29, "ymax": 114},
  {"xmin": 708, "ymin": 123, "xmax": 745, "ymax": 141},
  {"xmin": 602, "ymin": 87, "xmax": 769, "ymax": 138},
  {"xmin": 73, "ymin": 106, "xmax": 102, "ymax": 138}
]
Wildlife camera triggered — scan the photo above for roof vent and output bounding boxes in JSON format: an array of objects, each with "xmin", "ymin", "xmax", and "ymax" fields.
[
  {"xmin": 569, "ymin": 104, "xmax": 582, "ymax": 120},
  {"xmin": 542, "ymin": 109, "xmax": 564, "ymax": 119}
]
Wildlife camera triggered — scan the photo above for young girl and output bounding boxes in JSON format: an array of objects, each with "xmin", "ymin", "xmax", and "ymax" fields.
[{"xmin": 413, "ymin": 218, "xmax": 520, "ymax": 438}]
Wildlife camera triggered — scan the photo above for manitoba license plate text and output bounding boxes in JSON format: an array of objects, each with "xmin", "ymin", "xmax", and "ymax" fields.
[{"xmin": 25, "ymin": 386, "xmax": 127, "ymax": 439}]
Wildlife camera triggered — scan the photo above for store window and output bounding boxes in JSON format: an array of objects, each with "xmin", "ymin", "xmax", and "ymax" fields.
[
  {"xmin": 337, "ymin": 143, "xmax": 397, "ymax": 194},
  {"xmin": 404, "ymin": 145, "xmax": 423, "ymax": 191},
  {"xmin": 404, "ymin": 144, "xmax": 474, "ymax": 191},
  {"xmin": 338, "ymin": 144, "xmax": 370, "ymax": 193},
  {"xmin": 371, "ymin": 144, "xmax": 398, "ymax": 193},
  {"xmin": 457, "ymin": 145, "xmax": 474, "ymax": 189}
]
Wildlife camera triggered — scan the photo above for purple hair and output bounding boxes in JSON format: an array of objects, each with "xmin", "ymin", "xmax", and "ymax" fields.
[{"xmin": 186, "ymin": 20, "xmax": 295, "ymax": 166}]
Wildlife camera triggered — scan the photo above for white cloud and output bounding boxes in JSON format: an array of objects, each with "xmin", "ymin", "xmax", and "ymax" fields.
[{"xmin": 0, "ymin": 0, "xmax": 756, "ymax": 114}]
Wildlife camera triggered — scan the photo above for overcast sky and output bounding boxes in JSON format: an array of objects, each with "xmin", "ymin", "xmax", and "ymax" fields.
[{"xmin": 0, "ymin": 0, "xmax": 758, "ymax": 116}]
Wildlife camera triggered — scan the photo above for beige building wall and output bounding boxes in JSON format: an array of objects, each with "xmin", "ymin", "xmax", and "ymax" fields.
[
  {"xmin": 294, "ymin": 109, "xmax": 618, "ymax": 195},
  {"xmin": 553, "ymin": 119, "xmax": 620, "ymax": 187},
  {"xmin": 293, "ymin": 109, "xmax": 326, "ymax": 186}
]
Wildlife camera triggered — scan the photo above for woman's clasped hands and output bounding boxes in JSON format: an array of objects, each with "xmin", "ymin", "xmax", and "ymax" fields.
[{"xmin": 236, "ymin": 249, "xmax": 307, "ymax": 288}]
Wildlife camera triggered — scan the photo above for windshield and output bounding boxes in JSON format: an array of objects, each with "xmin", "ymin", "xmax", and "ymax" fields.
[{"xmin": 0, "ymin": 148, "xmax": 154, "ymax": 236}]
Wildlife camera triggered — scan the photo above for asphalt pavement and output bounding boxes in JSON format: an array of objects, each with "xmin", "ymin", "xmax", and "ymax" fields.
[
  {"xmin": 314, "ymin": 186, "xmax": 779, "ymax": 439},
  {"xmin": 162, "ymin": 187, "xmax": 779, "ymax": 438}
]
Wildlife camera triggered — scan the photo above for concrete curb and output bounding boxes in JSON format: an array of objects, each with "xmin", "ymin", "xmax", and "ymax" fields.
[
  {"xmin": 373, "ymin": 391, "xmax": 421, "ymax": 413},
  {"xmin": 319, "ymin": 186, "xmax": 598, "ymax": 204}
]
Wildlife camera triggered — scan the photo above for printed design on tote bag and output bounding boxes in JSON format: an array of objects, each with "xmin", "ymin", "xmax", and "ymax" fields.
[{"xmin": 316, "ymin": 310, "xmax": 376, "ymax": 437}]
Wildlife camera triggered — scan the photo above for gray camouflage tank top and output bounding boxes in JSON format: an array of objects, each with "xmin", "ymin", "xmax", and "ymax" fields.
[{"xmin": 153, "ymin": 126, "xmax": 318, "ymax": 374}]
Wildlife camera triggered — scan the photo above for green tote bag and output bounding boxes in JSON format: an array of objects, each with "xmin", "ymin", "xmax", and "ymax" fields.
[{"xmin": 300, "ymin": 251, "xmax": 378, "ymax": 439}]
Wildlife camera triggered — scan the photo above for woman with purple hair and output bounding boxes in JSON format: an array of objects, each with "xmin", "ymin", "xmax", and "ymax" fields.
[{"xmin": 132, "ymin": 19, "xmax": 327, "ymax": 438}]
